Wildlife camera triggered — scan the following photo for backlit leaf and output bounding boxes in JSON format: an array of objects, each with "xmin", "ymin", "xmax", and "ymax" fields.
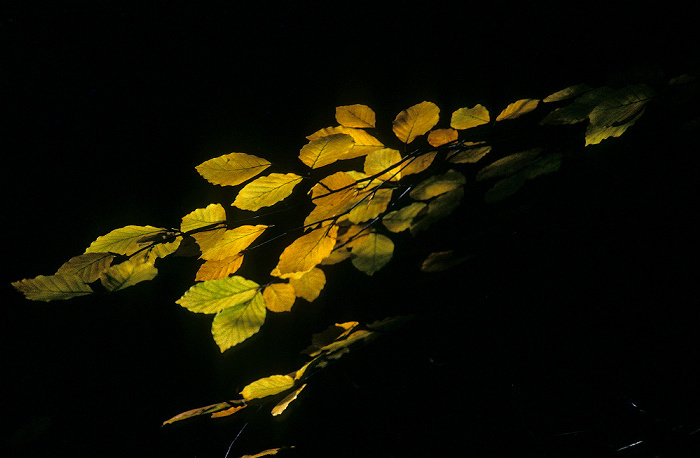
[
  {"xmin": 289, "ymin": 267, "xmax": 325, "ymax": 302},
  {"xmin": 212, "ymin": 292, "xmax": 266, "ymax": 351},
  {"xmin": 307, "ymin": 126, "xmax": 383, "ymax": 158},
  {"xmin": 543, "ymin": 84, "xmax": 591, "ymax": 103},
  {"xmin": 12, "ymin": 274, "xmax": 92, "ymax": 302},
  {"xmin": 348, "ymin": 188, "xmax": 393, "ymax": 224},
  {"xmin": 495, "ymin": 98, "xmax": 540, "ymax": 121},
  {"xmin": 272, "ymin": 225, "xmax": 338, "ymax": 279},
  {"xmin": 196, "ymin": 152, "xmax": 271, "ymax": 186},
  {"xmin": 585, "ymin": 111, "xmax": 645, "ymax": 145},
  {"xmin": 263, "ymin": 283, "xmax": 296, "ymax": 312},
  {"xmin": 181, "ymin": 203, "xmax": 227, "ymax": 233},
  {"xmin": 195, "ymin": 253, "xmax": 244, "ymax": 281},
  {"xmin": 209, "ymin": 404, "xmax": 247, "ymax": 418},
  {"xmin": 240, "ymin": 374, "xmax": 295, "ymax": 401},
  {"xmin": 409, "ymin": 169, "xmax": 466, "ymax": 200},
  {"xmin": 427, "ymin": 128, "xmax": 458, "ymax": 147},
  {"xmin": 299, "ymin": 133, "xmax": 355, "ymax": 169},
  {"xmin": 56, "ymin": 252, "xmax": 115, "ymax": 282},
  {"xmin": 176, "ymin": 275, "xmax": 260, "ymax": 314},
  {"xmin": 364, "ymin": 148, "xmax": 403, "ymax": 181},
  {"xmin": 233, "ymin": 173, "xmax": 303, "ymax": 211},
  {"xmin": 271, "ymin": 384, "xmax": 307, "ymax": 416},
  {"xmin": 99, "ymin": 254, "xmax": 158, "ymax": 292},
  {"xmin": 539, "ymin": 86, "xmax": 616, "ymax": 125},
  {"xmin": 476, "ymin": 148, "xmax": 542, "ymax": 181},
  {"xmin": 85, "ymin": 225, "xmax": 168, "ymax": 256},
  {"xmin": 393, "ymin": 101, "xmax": 440, "ymax": 144},
  {"xmin": 448, "ymin": 144, "xmax": 491, "ymax": 164},
  {"xmin": 305, "ymin": 172, "xmax": 361, "ymax": 227},
  {"xmin": 336, "ymin": 104, "xmax": 376, "ymax": 128},
  {"xmin": 200, "ymin": 225, "xmax": 267, "ymax": 261},
  {"xmin": 450, "ymin": 104, "xmax": 490, "ymax": 129},
  {"xmin": 401, "ymin": 151, "xmax": 437, "ymax": 176},
  {"xmin": 351, "ymin": 232, "xmax": 394, "ymax": 275},
  {"xmin": 382, "ymin": 202, "xmax": 427, "ymax": 233},
  {"xmin": 162, "ymin": 400, "xmax": 246, "ymax": 425}
]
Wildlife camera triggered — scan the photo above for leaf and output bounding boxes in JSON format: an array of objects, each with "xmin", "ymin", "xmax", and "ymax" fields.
[
  {"xmin": 363, "ymin": 148, "xmax": 403, "ymax": 181},
  {"xmin": 272, "ymin": 225, "xmax": 338, "ymax": 279},
  {"xmin": 305, "ymin": 172, "xmax": 362, "ymax": 227},
  {"xmin": 289, "ymin": 267, "xmax": 325, "ymax": 302},
  {"xmin": 85, "ymin": 225, "xmax": 170, "ymax": 256},
  {"xmin": 299, "ymin": 133, "xmax": 355, "ymax": 169},
  {"xmin": 484, "ymin": 174, "xmax": 527, "ymax": 203},
  {"xmin": 543, "ymin": 84, "xmax": 591, "ymax": 103},
  {"xmin": 523, "ymin": 153, "xmax": 563, "ymax": 180},
  {"xmin": 195, "ymin": 253, "xmax": 244, "ymax": 281},
  {"xmin": 401, "ymin": 151, "xmax": 437, "ymax": 176},
  {"xmin": 200, "ymin": 225, "xmax": 267, "ymax": 261},
  {"xmin": 448, "ymin": 144, "xmax": 491, "ymax": 164},
  {"xmin": 12, "ymin": 274, "xmax": 92, "ymax": 302},
  {"xmin": 56, "ymin": 252, "xmax": 115, "ymax": 282},
  {"xmin": 421, "ymin": 250, "xmax": 471, "ymax": 272},
  {"xmin": 475, "ymin": 148, "xmax": 542, "ymax": 181},
  {"xmin": 211, "ymin": 292, "xmax": 266, "ymax": 351},
  {"xmin": 336, "ymin": 104, "xmax": 376, "ymax": 128},
  {"xmin": 347, "ymin": 188, "xmax": 393, "ymax": 224},
  {"xmin": 409, "ymin": 169, "xmax": 466, "ymax": 201},
  {"xmin": 181, "ymin": 203, "xmax": 227, "ymax": 233},
  {"xmin": 410, "ymin": 187, "xmax": 464, "ymax": 235},
  {"xmin": 271, "ymin": 384, "xmax": 307, "ymax": 416},
  {"xmin": 307, "ymin": 126, "xmax": 384, "ymax": 158},
  {"xmin": 351, "ymin": 232, "xmax": 394, "ymax": 275},
  {"xmin": 240, "ymin": 375, "xmax": 295, "ymax": 401},
  {"xmin": 585, "ymin": 111, "xmax": 645, "ymax": 146},
  {"xmin": 450, "ymin": 104, "xmax": 490, "ymax": 129},
  {"xmin": 176, "ymin": 275, "xmax": 260, "ymax": 314},
  {"xmin": 306, "ymin": 322, "xmax": 359, "ymax": 356},
  {"xmin": 587, "ymin": 84, "xmax": 654, "ymax": 128},
  {"xmin": 99, "ymin": 254, "xmax": 158, "ymax": 292},
  {"xmin": 209, "ymin": 404, "xmax": 247, "ymax": 418},
  {"xmin": 427, "ymin": 128, "xmax": 458, "ymax": 147},
  {"xmin": 539, "ymin": 86, "xmax": 616, "ymax": 125},
  {"xmin": 382, "ymin": 202, "xmax": 427, "ymax": 233},
  {"xmin": 240, "ymin": 447, "xmax": 295, "ymax": 458},
  {"xmin": 162, "ymin": 400, "xmax": 246, "ymax": 425},
  {"xmin": 263, "ymin": 283, "xmax": 296, "ymax": 312},
  {"xmin": 392, "ymin": 101, "xmax": 440, "ymax": 144},
  {"xmin": 495, "ymin": 98, "xmax": 540, "ymax": 121},
  {"xmin": 195, "ymin": 152, "xmax": 271, "ymax": 186},
  {"xmin": 233, "ymin": 173, "xmax": 303, "ymax": 211}
]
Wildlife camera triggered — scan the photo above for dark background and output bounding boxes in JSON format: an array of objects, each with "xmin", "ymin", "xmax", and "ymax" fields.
[{"xmin": 3, "ymin": 2, "xmax": 699, "ymax": 457}]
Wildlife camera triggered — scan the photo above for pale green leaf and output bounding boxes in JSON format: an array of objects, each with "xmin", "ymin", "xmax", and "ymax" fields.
[
  {"xmin": 495, "ymin": 98, "xmax": 540, "ymax": 121},
  {"xmin": 351, "ymin": 232, "xmax": 394, "ymax": 275},
  {"xmin": 233, "ymin": 173, "xmax": 303, "ymax": 211},
  {"xmin": 450, "ymin": 104, "xmax": 490, "ymax": 129},
  {"xmin": 195, "ymin": 152, "xmax": 271, "ymax": 186},
  {"xmin": 12, "ymin": 274, "xmax": 92, "ymax": 302},
  {"xmin": 181, "ymin": 203, "xmax": 226, "ymax": 233},
  {"xmin": 299, "ymin": 133, "xmax": 355, "ymax": 169},
  {"xmin": 240, "ymin": 374, "xmax": 295, "ymax": 401},
  {"xmin": 212, "ymin": 292, "xmax": 266, "ymax": 351},
  {"xmin": 393, "ymin": 101, "xmax": 440, "ymax": 144},
  {"xmin": 336, "ymin": 104, "xmax": 376, "ymax": 128},
  {"xmin": 176, "ymin": 275, "xmax": 260, "ymax": 314},
  {"xmin": 85, "ymin": 225, "xmax": 168, "ymax": 256}
]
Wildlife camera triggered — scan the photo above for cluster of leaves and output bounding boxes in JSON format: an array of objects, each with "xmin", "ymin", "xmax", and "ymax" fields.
[{"xmin": 12, "ymin": 72, "xmax": 697, "ymax": 438}]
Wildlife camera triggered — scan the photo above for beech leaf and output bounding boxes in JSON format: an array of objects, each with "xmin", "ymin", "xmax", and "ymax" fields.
[
  {"xmin": 195, "ymin": 152, "xmax": 271, "ymax": 186},
  {"xmin": 200, "ymin": 225, "xmax": 267, "ymax": 261},
  {"xmin": 195, "ymin": 253, "xmax": 244, "ymax": 281},
  {"xmin": 176, "ymin": 275, "xmax": 260, "ymax": 314},
  {"xmin": 392, "ymin": 101, "xmax": 440, "ymax": 144},
  {"xmin": 85, "ymin": 225, "xmax": 170, "ymax": 256},
  {"xmin": 56, "ymin": 252, "xmax": 115, "ymax": 283},
  {"xmin": 335, "ymin": 104, "xmax": 376, "ymax": 128},
  {"xmin": 271, "ymin": 384, "xmax": 307, "ymax": 416},
  {"xmin": 263, "ymin": 283, "xmax": 296, "ymax": 312},
  {"xmin": 363, "ymin": 148, "xmax": 403, "ymax": 181},
  {"xmin": 272, "ymin": 225, "xmax": 338, "ymax": 279},
  {"xmin": 495, "ymin": 98, "xmax": 540, "ymax": 121},
  {"xmin": 476, "ymin": 148, "xmax": 542, "ymax": 181},
  {"xmin": 351, "ymin": 232, "xmax": 394, "ymax": 275},
  {"xmin": 289, "ymin": 267, "xmax": 326, "ymax": 302},
  {"xmin": 299, "ymin": 133, "xmax": 355, "ymax": 169},
  {"xmin": 211, "ymin": 292, "xmax": 266, "ymax": 351},
  {"xmin": 450, "ymin": 104, "xmax": 490, "ymax": 129},
  {"xmin": 427, "ymin": 128, "xmax": 458, "ymax": 147},
  {"xmin": 233, "ymin": 173, "xmax": 303, "ymax": 211},
  {"xmin": 410, "ymin": 169, "xmax": 466, "ymax": 200},
  {"xmin": 12, "ymin": 274, "xmax": 92, "ymax": 302},
  {"xmin": 240, "ymin": 374, "xmax": 295, "ymax": 401},
  {"xmin": 99, "ymin": 254, "xmax": 158, "ymax": 292}
]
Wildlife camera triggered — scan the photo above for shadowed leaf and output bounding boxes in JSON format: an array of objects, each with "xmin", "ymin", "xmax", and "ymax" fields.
[
  {"xmin": 476, "ymin": 148, "xmax": 542, "ymax": 181},
  {"xmin": 410, "ymin": 169, "xmax": 466, "ymax": 200},
  {"xmin": 351, "ymin": 232, "xmax": 394, "ymax": 275},
  {"xmin": 99, "ymin": 254, "xmax": 158, "ymax": 292},
  {"xmin": 56, "ymin": 252, "xmax": 115, "ymax": 282},
  {"xmin": 543, "ymin": 84, "xmax": 591, "ymax": 102},
  {"xmin": 12, "ymin": 274, "xmax": 92, "ymax": 301}
]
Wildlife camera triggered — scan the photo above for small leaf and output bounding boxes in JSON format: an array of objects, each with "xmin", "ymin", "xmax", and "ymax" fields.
[
  {"xmin": 240, "ymin": 374, "xmax": 295, "ymax": 401},
  {"xmin": 289, "ymin": 267, "xmax": 326, "ymax": 302},
  {"xmin": 307, "ymin": 126, "xmax": 384, "ymax": 158},
  {"xmin": 195, "ymin": 253, "xmax": 244, "ymax": 281},
  {"xmin": 162, "ymin": 400, "xmax": 246, "ymax": 425},
  {"xmin": 85, "ymin": 225, "xmax": 168, "ymax": 256},
  {"xmin": 495, "ymin": 98, "xmax": 540, "ymax": 121},
  {"xmin": 211, "ymin": 292, "xmax": 266, "ymax": 351},
  {"xmin": 99, "ymin": 254, "xmax": 158, "ymax": 292},
  {"xmin": 450, "ymin": 104, "xmax": 490, "ymax": 129},
  {"xmin": 56, "ymin": 252, "xmax": 115, "ymax": 282},
  {"xmin": 263, "ymin": 283, "xmax": 296, "ymax": 312},
  {"xmin": 196, "ymin": 152, "xmax": 271, "ymax": 186},
  {"xmin": 410, "ymin": 169, "xmax": 466, "ymax": 200},
  {"xmin": 176, "ymin": 275, "xmax": 260, "ymax": 314},
  {"xmin": 272, "ymin": 225, "xmax": 338, "ymax": 279},
  {"xmin": 299, "ymin": 133, "xmax": 355, "ymax": 169},
  {"xmin": 351, "ymin": 232, "xmax": 394, "ymax": 275},
  {"xmin": 476, "ymin": 148, "xmax": 542, "ymax": 181},
  {"xmin": 239, "ymin": 447, "xmax": 295, "ymax": 458},
  {"xmin": 427, "ymin": 128, "xmax": 458, "ymax": 147},
  {"xmin": 210, "ymin": 404, "xmax": 247, "ymax": 418},
  {"xmin": 233, "ymin": 173, "xmax": 303, "ymax": 211},
  {"xmin": 364, "ymin": 148, "xmax": 403, "ymax": 181},
  {"xmin": 12, "ymin": 274, "xmax": 92, "ymax": 301},
  {"xmin": 336, "ymin": 104, "xmax": 376, "ymax": 128},
  {"xmin": 392, "ymin": 101, "xmax": 440, "ymax": 144},
  {"xmin": 347, "ymin": 188, "xmax": 393, "ymax": 224},
  {"xmin": 543, "ymin": 84, "xmax": 591, "ymax": 103},
  {"xmin": 271, "ymin": 384, "xmax": 307, "ymax": 416}
]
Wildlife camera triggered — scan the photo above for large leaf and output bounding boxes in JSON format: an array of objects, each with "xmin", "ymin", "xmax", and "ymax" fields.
[
  {"xmin": 382, "ymin": 202, "xmax": 427, "ymax": 233},
  {"xmin": 475, "ymin": 148, "xmax": 542, "ymax": 181},
  {"xmin": 195, "ymin": 152, "xmax": 271, "ymax": 186},
  {"xmin": 233, "ymin": 173, "xmax": 303, "ymax": 211},
  {"xmin": 409, "ymin": 169, "xmax": 466, "ymax": 201},
  {"xmin": 363, "ymin": 148, "xmax": 403, "ymax": 181},
  {"xmin": 99, "ymin": 254, "xmax": 158, "ymax": 292},
  {"xmin": 211, "ymin": 292, "xmax": 266, "ymax": 351},
  {"xmin": 181, "ymin": 203, "xmax": 226, "ymax": 233},
  {"xmin": 56, "ymin": 252, "xmax": 115, "ymax": 282},
  {"xmin": 289, "ymin": 267, "xmax": 326, "ymax": 302},
  {"xmin": 176, "ymin": 275, "xmax": 260, "ymax": 314},
  {"xmin": 299, "ymin": 133, "xmax": 355, "ymax": 169},
  {"xmin": 335, "ymin": 104, "xmax": 376, "ymax": 128},
  {"xmin": 495, "ymin": 98, "xmax": 540, "ymax": 121},
  {"xmin": 200, "ymin": 225, "xmax": 267, "ymax": 261},
  {"xmin": 272, "ymin": 225, "xmax": 338, "ymax": 279},
  {"xmin": 240, "ymin": 374, "xmax": 295, "ymax": 401},
  {"xmin": 347, "ymin": 188, "xmax": 393, "ymax": 224},
  {"xmin": 450, "ymin": 104, "xmax": 490, "ymax": 129},
  {"xmin": 307, "ymin": 126, "xmax": 384, "ymax": 158},
  {"xmin": 263, "ymin": 283, "xmax": 296, "ymax": 312},
  {"xmin": 351, "ymin": 232, "xmax": 394, "ymax": 275},
  {"xmin": 12, "ymin": 274, "xmax": 92, "ymax": 301},
  {"xmin": 392, "ymin": 101, "xmax": 440, "ymax": 144},
  {"xmin": 195, "ymin": 253, "xmax": 244, "ymax": 281},
  {"xmin": 85, "ymin": 225, "xmax": 171, "ymax": 256}
]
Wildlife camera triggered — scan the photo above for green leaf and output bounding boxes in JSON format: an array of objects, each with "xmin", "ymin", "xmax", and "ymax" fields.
[
  {"xmin": 539, "ymin": 86, "xmax": 616, "ymax": 125},
  {"xmin": 195, "ymin": 152, "xmax": 271, "ymax": 186},
  {"xmin": 85, "ymin": 225, "xmax": 170, "ymax": 256},
  {"xmin": 12, "ymin": 274, "xmax": 92, "ymax": 302},
  {"xmin": 211, "ymin": 292, "xmax": 266, "ymax": 351},
  {"xmin": 543, "ymin": 84, "xmax": 591, "ymax": 103},
  {"xmin": 56, "ymin": 252, "xmax": 115, "ymax": 282},
  {"xmin": 176, "ymin": 275, "xmax": 260, "ymax": 314},
  {"xmin": 233, "ymin": 173, "xmax": 303, "ymax": 211},
  {"xmin": 587, "ymin": 84, "xmax": 655, "ymax": 128},
  {"xmin": 351, "ymin": 232, "xmax": 394, "ymax": 275},
  {"xmin": 240, "ymin": 374, "xmax": 295, "ymax": 401},
  {"xmin": 382, "ymin": 202, "xmax": 427, "ymax": 233},
  {"xmin": 484, "ymin": 174, "xmax": 527, "ymax": 203}
]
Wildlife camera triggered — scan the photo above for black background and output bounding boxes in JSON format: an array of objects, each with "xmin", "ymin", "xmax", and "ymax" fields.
[{"xmin": 3, "ymin": 2, "xmax": 699, "ymax": 457}]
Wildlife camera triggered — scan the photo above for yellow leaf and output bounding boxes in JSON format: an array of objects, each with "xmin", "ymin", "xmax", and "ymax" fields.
[
  {"xmin": 363, "ymin": 148, "xmax": 403, "ymax": 181},
  {"xmin": 272, "ymin": 225, "xmax": 338, "ymax": 279},
  {"xmin": 348, "ymin": 188, "xmax": 393, "ymax": 224},
  {"xmin": 392, "ymin": 101, "xmax": 440, "ymax": 144},
  {"xmin": 304, "ymin": 322, "xmax": 359, "ymax": 357},
  {"xmin": 299, "ymin": 133, "xmax": 355, "ymax": 168},
  {"xmin": 212, "ymin": 292, "xmax": 266, "ymax": 351},
  {"xmin": 351, "ymin": 232, "xmax": 394, "ymax": 275},
  {"xmin": 195, "ymin": 253, "xmax": 244, "ymax": 281},
  {"xmin": 289, "ymin": 267, "xmax": 325, "ymax": 302},
  {"xmin": 450, "ymin": 104, "xmax": 490, "ymax": 129},
  {"xmin": 240, "ymin": 374, "xmax": 295, "ymax": 401},
  {"xmin": 200, "ymin": 225, "xmax": 267, "ymax": 261},
  {"xmin": 543, "ymin": 84, "xmax": 591, "ymax": 103},
  {"xmin": 195, "ymin": 152, "xmax": 271, "ymax": 186},
  {"xmin": 162, "ymin": 400, "xmax": 246, "ymax": 425},
  {"xmin": 495, "ymin": 98, "xmax": 540, "ymax": 121},
  {"xmin": 382, "ymin": 202, "xmax": 427, "ymax": 233},
  {"xmin": 85, "ymin": 225, "xmax": 169, "ymax": 256},
  {"xmin": 271, "ymin": 384, "xmax": 307, "ymax": 416},
  {"xmin": 263, "ymin": 283, "xmax": 296, "ymax": 312},
  {"xmin": 181, "ymin": 203, "xmax": 227, "ymax": 233},
  {"xmin": 233, "ymin": 173, "xmax": 303, "ymax": 211},
  {"xmin": 476, "ymin": 148, "xmax": 542, "ymax": 181},
  {"xmin": 240, "ymin": 447, "xmax": 295, "ymax": 458},
  {"xmin": 56, "ymin": 252, "xmax": 115, "ymax": 283},
  {"xmin": 401, "ymin": 151, "xmax": 437, "ymax": 176},
  {"xmin": 448, "ymin": 144, "xmax": 491, "ymax": 164},
  {"xmin": 427, "ymin": 128, "xmax": 458, "ymax": 147},
  {"xmin": 305, "ymin": 172, "xmax": 362, "ymax": 227},
  {"xmin": 99, "ymin": 254, "xmax": 158, "ymax": 292},
  {"xmin": 209, "ymin": 404, "xmax": 247, "ymax": 418},
  {"xmin": 336, "ymin": 104, "xmax": 376, "ymax": 128},
  {"xmin": 176, "ymin": 275, "xmax": 260, "ymax": 314},
  {"xmin": 307, "ymin": 126, "xmax": 384, "ymax": 158},
  {"xmin": 409, "ymin": 169, "xmax": 466, "ymax": 200},
  {"xmin": 12, "ymin": 274, "xmax": 92, "ymax": 302}
]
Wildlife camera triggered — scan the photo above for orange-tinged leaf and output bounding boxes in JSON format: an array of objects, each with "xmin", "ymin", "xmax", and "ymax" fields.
[
  {"xmin": 240, "ymin": 374, "xmax": 295, "ymax": 401},
  {"xmin": 392, "ymin": 101, "xmax": 440, "ymax": 144},
  {"xmin": 56, "ymin": 252, "xmax": 115, "ymax": 282},
  {"xmin": 240, "ymin": 447, "xmax": 295, "ymax": 458},
  {"xmin": 12, "ymin": 274, "xmax": 92, "ymax": 302},
  {"xmin": 195, "ymin": 253, "xmax": 244, "ymax": 281},
  {"xmin": 289, "ymin": 267, "xmax": 325, "ymax": 302},
  {"xmin": 364, "ymin": 148, "xmax": 403, "ymax": 181},
  {"xmin": 427, "ymin": 128, "xmax": 458, "ymax": 147},
  {"xmin": 263, "ymin": 283, "xmax": 296, "ymax": 312},
  {"xmin": 401, "ymin": 151, "xmax": 437, "ymax": 176},
  {"xmin": 271, "ymin": 384, "xmax": 307, "ymax": 416},
  {"xmin": 233, "ymin": 173, "xmax": 303, "ymax": 211},
  {"xmin": 196, "ymin": 152, "xmax": 271, "ymax": 186},
  {"xmin": 272, "ymin": 225, "xmax": 338, "ymax": 279},
  {"xmin": 299, "ymin": 133, "xmax": 355, "ymax": 168},
  {"xmin": 210, "ymin": 404, "xmax": 247, "ymax": 418},
  {"xmin": 336, "ymin": 104, "xmax": 376, "ymax": 128},
  {"xmin": 450, "ymin": 104, "xmax": 490, "ymax": 129},
  {"xmin": 211, "ymin": 292, "xmax": 266, "ymax": 351},
  {"xmin": 496, "ymin": 98, "xmax": 540, "ymax": 121},
  {"xmin": 200, "ymin": 225, "xmax": 267, "ymax": 261},
  {"xmin": 351, "ymin": 232, "xmax": 394, "ymax": 275}
]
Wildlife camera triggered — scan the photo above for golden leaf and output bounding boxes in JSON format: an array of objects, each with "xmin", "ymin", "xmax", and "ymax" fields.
[
  {"xmin": 427, "ymin": 128, "xmax": 458, "ymax": 147},
  {"xmin": 263, "ymin": 283, "xmax": 296, "ymax": 312},
  {"xmin": 176, "ymin": 275, "xmax": 260, "ymax": 314},
  {"xmin": 195, "ymin": 152, "xmax": 271, "ymax": 186},
  {"xmin": 495, "ymin": 98, "xmax": 540, "ymax": 121},
  {"xmin": 209, "ymin": 404, "xmax": 247, "ymax": 418},
  {"xmin": 392, "ymin": 101, "xmax": 440, "ymax": 144},
  {"xmin": 211, "ymin": 292, "xmax": 266, "ymax": 351},
  {"xmin": 543, "ymin": 84, "xmax": 591, "ymax": 103},
  {"xmin": 363, "ymin": 148, "xmax": 403, "ymax": 181},
  {"xmin": 348, "ymin": 188, "xmax": 393, "ymax": 224},
  {"xmin": 233, "ymin": 173, "xmax": 303, "ymax": 211},
  {"xmin": 401, "ymin": 151, "xmax": 437, "ymax": 176},
  {"xmin": 382, "ymin": 202, "xmax": 427, "ymax": 233},
  {"xmin": 289, "ymin": 267, "xmax": 326, "ymax": 302},
  {"xmin": 162, "ymin": 400, "xmax": 246, "ymax": 425},
  {"xmin": 271, "ymin": 384, "xmax": 307, "ymax": 416},
  {"xmin": 351, "ymin": 232, "xmax": 394, "ymax": 275},
  {"xmin": 12, "ymin": 274, "xmax": 92, "ymax": 302},
  {"xmin": 272, "ymin": 225, "xmax": 338, "ymax": 279},
  {"xmin": 450, "ymin": 104, "xmax": 490, "ymax": 129},
  {"xmin": 299, "ymin": 133, "xmax": 355, "ymax": 169},
  {"xmin": 240, "ymin": 374, "xmax": 295, "ymax": 401},
  {"xmin": 181, "ymin": 203, "xmax": 226, "ymax": 233},
  {"xmin": 200, "ymin": 225, "xmax": 267, "ymax": 261},
  {"xmin": 307, "ymin": 126, "xmax": 383, "ymax": 158},
  {"xmin": 195, "ymin": 253, "xmax": 244, "ymax": 281},
  {"xmin": 336, "ymin": 104, "xmax": 376, "ymax": 128}
]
